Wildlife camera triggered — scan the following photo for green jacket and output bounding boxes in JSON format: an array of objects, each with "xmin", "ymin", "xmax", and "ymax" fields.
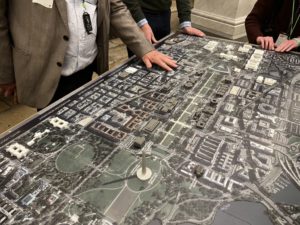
[{"xmin": 122, "ymin": 0, "xmax": 192, "ymax": 24}]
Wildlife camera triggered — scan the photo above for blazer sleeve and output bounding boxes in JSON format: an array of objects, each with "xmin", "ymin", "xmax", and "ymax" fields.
[
  {"xmin": 110, "ymin": 0, "xmax": 154, "ymax": 58},
  {"xmin": 0, "ymin": 0, "xmax": 14, "ymax": 84},
  {"xmin": 122, "ymin": 0, "xmax": 146, "ymax": 23},
  {"xmin": 245, "ymin": 0, "xmax": 274, "ymax": 44},
  {"xmin": 176, "ymin": 0, "xmax": 192, "ymax": 24}
]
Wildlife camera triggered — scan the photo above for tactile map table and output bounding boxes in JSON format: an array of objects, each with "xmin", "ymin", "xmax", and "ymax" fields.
[{"xmin": 1, "ymin": 34, "xmax": 300, "ymax": 225}]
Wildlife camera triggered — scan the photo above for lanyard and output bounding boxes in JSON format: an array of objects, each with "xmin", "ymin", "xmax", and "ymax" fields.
[
  {"xmin": 289, "ymin": 0, "xmax": 300, "ymax": 38},
  {"xmin": 81, "ymin": 0, "xmax": 87, "ymax": 10}
]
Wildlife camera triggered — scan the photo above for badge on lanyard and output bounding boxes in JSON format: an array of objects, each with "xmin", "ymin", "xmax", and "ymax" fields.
[
  {"xmin": 275, "ymin": 33, "xmax": 288, "ymax": 46},
  {"xmin": 83, "ymin": 12, "xmax": 93, "ymax": 34},
  {"xmin": 276, "ymin": 0, "xmax": 300, "ymax": 46},
  {"xmin": 32, "ymin": 0, "xmax": 54, "ymax": 8},
  {"xmin": 82, "ymin": 1, "xmax": 93, "ymax": 34}
]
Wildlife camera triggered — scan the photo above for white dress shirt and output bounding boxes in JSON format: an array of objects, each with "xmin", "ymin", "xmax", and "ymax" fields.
[{"xmin": 62, "ymin": 0, "xmax": 98, "ymax": 76}]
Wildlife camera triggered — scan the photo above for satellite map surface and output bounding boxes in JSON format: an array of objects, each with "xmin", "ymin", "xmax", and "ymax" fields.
[{"xmin": 1, "ymin": 34, "xmax": 300, "ymax": 225}]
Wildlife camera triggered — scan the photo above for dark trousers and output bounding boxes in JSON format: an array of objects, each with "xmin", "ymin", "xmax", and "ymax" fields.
[
  {"xmin": 128, "ymin": 9, "xmax": 171, "ymax": 57},
  {"xmin": 39, "ymin": 64, "xmax": 94, "ymax": 110}
]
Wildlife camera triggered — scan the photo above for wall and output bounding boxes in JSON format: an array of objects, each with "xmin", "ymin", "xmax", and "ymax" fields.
[{"xmin": 191, "ymin": 0, "xmax": 256, "ymax": 39}]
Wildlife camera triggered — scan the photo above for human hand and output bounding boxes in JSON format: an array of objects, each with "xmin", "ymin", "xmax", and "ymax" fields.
[
  {"xmin": 141, "ymin": 23, "xmax": 157, "ymax": 44},
  {"xmin": 182, "ymin": 26, "xmax": 205, "ymax": 37},
  {"xmin": 256, "ymin": 36, "xmax": 275, "ymax": 50},
  {"xmin": 142, "ymin": 50, "xmax": 177, "ymax": 71},
  {"xmin": 0, "ymin": 83, "xmax": 16, "ymax": 97},
  {"xmin": 275, "ymin": 39, "xmax": 298, "ymax": 52}
]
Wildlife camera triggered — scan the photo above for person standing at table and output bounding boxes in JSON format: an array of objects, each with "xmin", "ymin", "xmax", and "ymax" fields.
[
  {"xmin": 123, "ymin": 0, "xmax": 205, "ymax": 56},
  {"xmin": 0, "ymin": 0, "xmax": 177, "ymax": 109},
  {"xmin": 245, "ymin": 0, "xmax": 300, "ymax": 52}
]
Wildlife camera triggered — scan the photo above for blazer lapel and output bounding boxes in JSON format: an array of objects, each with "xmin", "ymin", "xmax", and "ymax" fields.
[{"xmin": 55, "ymin": 0, "xmax": 68, "ymax": 28}]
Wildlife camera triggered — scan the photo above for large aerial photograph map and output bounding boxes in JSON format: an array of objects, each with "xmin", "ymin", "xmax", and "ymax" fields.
[{"xmin": 0, "ymin": 34, "xmax": 300, "ymax": 225}]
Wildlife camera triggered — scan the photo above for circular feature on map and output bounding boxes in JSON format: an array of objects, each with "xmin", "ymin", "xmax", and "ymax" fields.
[
  {"xmin": 126, "ymin": 156, "xmax": 161, "ymax": 192},
  {"xmin": 137, "ymin": 167, "xmax": 152, "ymax": 181},
  {"xmin": 56, "ymin": 143, "xmax": 95, "ymax": 173}
]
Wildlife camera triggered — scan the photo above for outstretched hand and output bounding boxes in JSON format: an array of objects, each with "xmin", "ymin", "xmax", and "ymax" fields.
[
  {"xmin": 256, "ymin": 36, "xmax": 275, "ymax": 50},
  {"xmin": 275, "ymin": 39, "xmax": 298, "ymax": 52},
  {"xmin": 142, "ymin": 50, "xmax": 177, "ymax": 71},
  {"xmin": 256, "ymin": 36, "xmax": 298, "ymax": 52},
  {"xmin": 182, "ymin": 26, "xmax": 205, "ymax": 37}
]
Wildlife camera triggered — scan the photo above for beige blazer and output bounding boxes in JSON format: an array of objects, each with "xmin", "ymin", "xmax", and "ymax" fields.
[{"xmin": 0, "ymin": 0, "xmax": 153, "ymax": 108}]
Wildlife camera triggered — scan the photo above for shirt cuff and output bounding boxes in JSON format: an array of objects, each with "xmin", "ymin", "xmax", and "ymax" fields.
[
  {"xmin": 137, "ymin": 19, "xmax": 148, "ymax": 28},
  {"xmin": 293, "ymin": 37, "xmax": 300, "ymax": 47},
  {"xmin": 180, "ymin": 21, "xmax": 192, "ymax": 29}
]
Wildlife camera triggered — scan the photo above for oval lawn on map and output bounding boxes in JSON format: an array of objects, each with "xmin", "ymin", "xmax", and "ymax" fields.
[{"xmin": 56, "ymin": 143, "xmax": 95, "ymax": 173}]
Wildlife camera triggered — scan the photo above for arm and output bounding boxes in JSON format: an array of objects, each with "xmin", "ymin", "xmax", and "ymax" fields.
[
  {"xmin": 122, "ymin": 0, "xmax": 145, "ymax": 24},
  {"xmin": 245, "ymin": 0, "xmax": 274, "ymax": 44},
  {"xmin": 110, "ymin": 0, "xmax": 177, "ymax": 71},
  {"xmin": 122, "ymin": 0, "xmax": 157, "ymax": 43},
  {"xmin": 176, "ymin": 0, "xmax": 205, "ymax": 37},
  {"xmin": 0, "ymin": 0, "xmax": 16, "ymax": 96},
  {"xmin": 176, "ymin": 0, "xmax": 191, "ymax": 24},
  {"xmin": 110, "ymin": 0, "xmax": 153, "ymax": 57}
]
